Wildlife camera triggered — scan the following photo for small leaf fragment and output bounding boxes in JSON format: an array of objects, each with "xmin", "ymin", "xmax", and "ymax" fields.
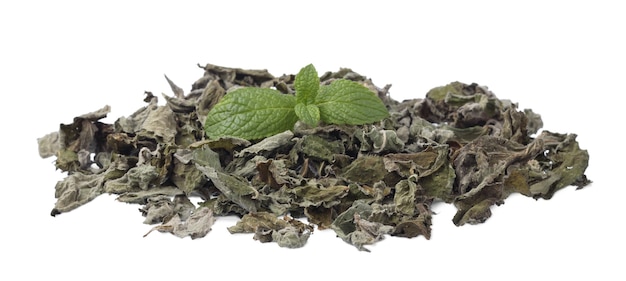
[
  {"xmin": 164, "ymin": 74, "xmax": 185, "ymax": 98},
  {"xmin": 141, "ymin": 106, "xmax": 178, "ymax": 144},
  {"xmin": 394, "ymin": 178, "xmax": 418, "ymax": 216},
  {"xmin": 331, "ymin": 201, "xmax": 393, "ymax": 252},
  {"xmin": 196, "ymin": 165, "xmax": 259, "ymax": 212},
  {"xmin": 144, "ymin": 207, "xmax": 216, "ymax": 239},
  {"xmin": 228, "ymin": 212, "xmax": 312, "ymax": 248},
  {"xmin": 341, "ymin": 155, "xmax": 387, "ymax": 185}
]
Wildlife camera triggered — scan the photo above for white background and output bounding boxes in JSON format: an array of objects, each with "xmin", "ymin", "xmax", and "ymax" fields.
[{"xmin": 1, "ymin": 1, "xmax": 623, "ymax": 280}]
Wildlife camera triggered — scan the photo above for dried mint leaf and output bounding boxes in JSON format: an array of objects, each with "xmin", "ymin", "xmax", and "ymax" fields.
[
  {"xmin": 228, "ymin": 212, "xmax": 312, "ymax": 248},
  {"xmin": 144, "ymin": 206, "xmax": 215, "ymax": 239},
  {"xmin": 196, "ymin": 165, "xmax": 260, "ymax": 212},
  {"xmin": 38, "ymin": 63, "xmax": 591, "ymax": 251}
]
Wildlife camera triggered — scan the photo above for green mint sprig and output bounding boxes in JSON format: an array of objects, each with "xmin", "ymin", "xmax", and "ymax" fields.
[{"xmin": 204, "ymin": 64, "xmax": 389, "ymax": 140}]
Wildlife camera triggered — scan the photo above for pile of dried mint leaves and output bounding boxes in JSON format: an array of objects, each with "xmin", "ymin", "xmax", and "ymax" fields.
[{"xmin": 38, "ymin": 63, "xmax": 591, "ymax": 251}]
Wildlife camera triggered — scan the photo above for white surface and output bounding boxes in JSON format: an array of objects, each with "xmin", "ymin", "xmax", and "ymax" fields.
[{"xmin": 1, "ymin": 1, "xmax": 623, "ymax": 280}]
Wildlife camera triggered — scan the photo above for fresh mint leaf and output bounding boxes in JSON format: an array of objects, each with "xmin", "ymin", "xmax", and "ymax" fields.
[
  {"xmin": 204, "ymin": 64, "xmax": 389, "ymax": 140},
  {"xmin": 205, "ymin": 88, "xmax": 298, "ymax": 140},
  {"xmin": 295, "ymin": 64, "xmax": 319, "ymax": 105},
  {"xmin": 295, "ymin": 103, "xmax": 320, "ymax": 127},
  {"xmin": 315, "ymin": 79, "xmax": 389, "ymax": 125}
]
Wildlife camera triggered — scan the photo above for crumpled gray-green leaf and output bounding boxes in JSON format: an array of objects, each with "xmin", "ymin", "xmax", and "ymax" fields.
[{"xmin": 38, "ymin": 63, "xmax": 591, "ymax": 251}]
